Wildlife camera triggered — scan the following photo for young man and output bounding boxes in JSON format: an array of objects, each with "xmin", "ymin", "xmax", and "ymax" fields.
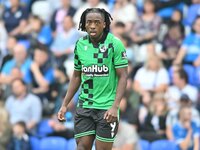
[{"xmin": 57, "ymin": 8, "xmax": 128, "ymax": 150}]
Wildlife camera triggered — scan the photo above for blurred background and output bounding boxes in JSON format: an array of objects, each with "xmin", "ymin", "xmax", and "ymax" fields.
[{"xmin": 0, "ymin": 0, "xmax": 200, "ymax": 150}]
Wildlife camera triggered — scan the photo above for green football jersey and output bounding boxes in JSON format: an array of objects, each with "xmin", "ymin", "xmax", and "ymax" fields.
[{"xmin": 74, "ymin": 33, "xmax": 128, "ymax": 109}]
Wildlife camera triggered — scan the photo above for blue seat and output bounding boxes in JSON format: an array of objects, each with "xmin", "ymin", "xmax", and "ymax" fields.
[
  {"xmin": 139, "ymin": 139, "xmax": 150, "ymax": 150},
  {"xmin": 30, "ymin": 136, "xmax": 40, "ymax": 150},
  {"xmin": 67, "ymin": 138, "xmax": 77, "ymax": 150},
  {"xmin": 150, "ymin": 140, "xmax": 177, "ymax": 150},
  {"xmin": 37, "ymin": 119, "xmax": 54, "ymax": 137},
  {"xmin": 40, "ymin": 137, "xmax": 68, "ymax": 150}
]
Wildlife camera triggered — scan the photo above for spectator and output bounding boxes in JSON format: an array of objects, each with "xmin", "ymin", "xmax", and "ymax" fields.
[
  {"xmin": 137, "ymin": 93, "xmax": 168, "ymax": 142},
  {"xmin": 166, "ymin": 94, "xmax": 200, "ymax": 141},
  {"xmin": 0, "ymin": 43, "xmax": 32, "ymax": 85},
  {"xmin": 133, "ymin": 54, "xmax": 169, "ymax": 95},
  {"xmin": 50, "ymin": 15, "xmax": 80, "ymax": 68},
  {"xmin": 111, "ymin": 21, "xmax": 126, "ymax": 39},
  {"xmin": 165, "ymin": 69, "xmax": 198, "ymax": 109},
  {"xmin": 0, "ymin": 102, "xmax": 12, "ymax": 150},
  {"xmin": 50, "ymin": 0, "xmax": 76, "ymax": 34},
  {"xmin": 0, "ymin": 36, "xmax": 17, "ymax": 71},
  {"xmin": 160, "ymin": 22, "xmax": 183, "ymax": 68},
  {"xmin": 130, "ymin": 0, "xmax": 162, "ymax": 45},
  {"xmin": 175, "ymin": 16, "xmax": 200, "ymax": 66},
  {"xmin": 2, "ymin": 0, "xmax": 29, "ymax": 37},
  {"xmin": 23, "ymin": 15, "xmax": 52, "ymax": 46},
  {"xmin": 7, "ymin": 121, "xmax": 31, "ymax": 150},
  {"xmin": 111, "ymin": 0, "xmax": 138, "ymax": 32},
  {"xmin": 172, "ymin": 106, "xmax": 199, "ymax": 150},
  {"xmin": 5, "ymin": 79, "xmax": 42, "ymax": 131},
  {"xmin": 30, "ymin": 43, "xmax": 55, "ymax": 101}
]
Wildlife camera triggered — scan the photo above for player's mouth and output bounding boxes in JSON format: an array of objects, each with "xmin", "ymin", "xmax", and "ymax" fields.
[{"xmin": 89, "ymin": 31, "xmax": 97, "ymax": 36}]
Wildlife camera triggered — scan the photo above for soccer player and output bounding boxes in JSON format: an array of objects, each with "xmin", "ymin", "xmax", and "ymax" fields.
[{"xmin": 57, "ymin": 8, "xmax": 128, "ymax": 150}]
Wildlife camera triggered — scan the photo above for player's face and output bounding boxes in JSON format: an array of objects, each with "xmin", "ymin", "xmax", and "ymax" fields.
[{"xmin": 85, "ymin": 12, "xmax": 106, "ymax": 40}]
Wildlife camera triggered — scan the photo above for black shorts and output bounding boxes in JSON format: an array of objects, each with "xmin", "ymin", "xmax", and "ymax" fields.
[{"xmin": 74, "ymin": 107, "xmax": 119, "ymax": 142}]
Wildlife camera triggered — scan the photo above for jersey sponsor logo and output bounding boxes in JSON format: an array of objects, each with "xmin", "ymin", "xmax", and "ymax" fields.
[{"xmin": 82, "ymin": 64, "xmax": 109, "ymax": 77}]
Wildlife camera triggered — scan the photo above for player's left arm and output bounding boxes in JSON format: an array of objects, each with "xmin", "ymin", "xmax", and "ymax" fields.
[{"xmin": 104, "ymin": 67, "xmax": 128, "ymax": 123}]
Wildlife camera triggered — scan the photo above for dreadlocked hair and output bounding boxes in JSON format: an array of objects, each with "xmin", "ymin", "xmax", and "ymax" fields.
[{"xmin": 78, "ymin": 8, "xmax": 113, "ymax": 33}]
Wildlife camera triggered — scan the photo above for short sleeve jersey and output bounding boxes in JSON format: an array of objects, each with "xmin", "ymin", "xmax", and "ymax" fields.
[{"xmin": 74, "ymin": 33, "xmax": 128, "ymax": 109}]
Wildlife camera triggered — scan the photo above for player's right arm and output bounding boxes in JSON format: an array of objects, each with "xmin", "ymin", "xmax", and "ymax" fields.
[
  {"xmin": 57, "ymin": 41, "xmax": 82, "ymax": 122},
  {"xmin": 57, "ymin": 70, "xmax": 81, "ymax": 121}
]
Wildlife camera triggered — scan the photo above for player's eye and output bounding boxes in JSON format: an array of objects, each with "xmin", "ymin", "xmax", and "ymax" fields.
[
  {"xmin": 86, "ymin": 20, "xmax": 92, "ymax": 25},
  {"xmin": 94, "ymin": 20, "xmax": 101, "ymax": 25}
]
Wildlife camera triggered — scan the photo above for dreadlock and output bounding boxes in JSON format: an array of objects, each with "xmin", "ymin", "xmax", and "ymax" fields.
[{"xmin": 78, "ymin": 8, "xmax": 113, "ymax": 33}]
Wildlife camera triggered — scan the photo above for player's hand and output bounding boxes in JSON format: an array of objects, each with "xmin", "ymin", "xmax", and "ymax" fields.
[
  {"xmin": 104, "ymin": 105, "xmax": 118, "ymax": 123},
  {"xmin": 57, "ymin": 106, "xmax": 67, "ymax": 122}
]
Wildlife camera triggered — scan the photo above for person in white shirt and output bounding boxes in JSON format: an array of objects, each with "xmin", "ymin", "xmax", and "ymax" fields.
[
  {"xmin": 133, "ymin": 54, "xmax": 169, "ymax": 95},
  {"xmin": 165, "ymin": 69, "xmax": 198, "ymax": 109}
]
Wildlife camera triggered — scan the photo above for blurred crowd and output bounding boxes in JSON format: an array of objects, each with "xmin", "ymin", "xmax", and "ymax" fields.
[{"xmin": 0, "ymin": 0, "xmax": 200, "ymax": 150}]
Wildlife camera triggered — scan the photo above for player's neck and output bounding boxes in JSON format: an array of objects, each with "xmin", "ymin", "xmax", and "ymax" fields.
[{"xmin": 90, "ymin": 32, "xmax": 104, "ymax": 45}]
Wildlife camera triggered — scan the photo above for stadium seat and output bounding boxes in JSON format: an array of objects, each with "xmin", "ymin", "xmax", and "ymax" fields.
[
  {"xmin": 40, "ymin": 137, "xmax": 68, "ymax": 150},
  {"xmin": 30, "ymin": 136, "xmax": 40, "ymax": 150},
  {"xmin": 67, "ymin": 138, "xmax": 77, "ymax": 150},
  {"xmin": 37, "ymin": 119, "xmax": 54, "ymax": 137},
  {"xmin": 195, "ymin": 66, "xmax": 200, "ymax": 87},
  {"xmin": 150, "ymin": 140, "xmax": 177, "ymax": 150},
  {"xmin": 139, "ymin": 139, "xmax": 150, "ymax": 150}
]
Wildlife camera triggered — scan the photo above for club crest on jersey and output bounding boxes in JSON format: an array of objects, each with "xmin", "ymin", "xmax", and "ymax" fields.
[{"xmin": 99, "ymin": 45, "xmax": 107, "ymax": 53}]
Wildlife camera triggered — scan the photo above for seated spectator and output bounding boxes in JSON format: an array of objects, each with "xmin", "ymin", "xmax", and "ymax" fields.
[
  {"xmin": 175, "ymin": 16, "xmax": 200, "ymax": 66},
  {"xmin": 113, "ymin": 121, "xmax": 139, "ymax": 150},
  {"xmin": 166, "ymin": 94, "xmax": 200, "ymax": 141},
  {"xmin": 7, "ymin": 121, "xmax": 31, "ymax": 150},
  {"xmin": 2, "ymin": 0, "xmax": 28, "ymax": 37},
  {"xmin": 133, "ymin": 54, "xmax": 169, "ymax": 95},
  {"xmin": 137, "ymin": 93, "xmax": 168, "ymax": 142},
  {"xmin": 165, "ymin": 69, "xmax": 198, "ymax": 109},
  {"xmin": 0, "ymin": 43, "xmax": 32, "ymax": 85},
  {"xmin": 130, "ymin": 0, "xmax": 162, "ymax": 45},
  {"xmin": 111, "ymin": 21, "xmax": 126, "ymax": 39},
  {"xmin": 172, "ymin": 106, "xmax": 199, "ymax": 150},
  {"xmin": 50, "ymin": 0, "xmax": 76, "ymax": 34},
  {"xmin": 0, "ymin": 35, "xmax": 17, "ymax": 71},
  {"xmin": 23, "ymin": 15, "xmax": 52, "ymax": 46},
  {"xmin": 160, "ymin": 22, "xmax": 183, "ymax": 68},
  {"xmin": 30, "ymin": 43, "xmax": 55, "ymax": 101},
  {"xmin": 50, "ymin": 15, "xmax": 80, "ymax": 68},
  {"xmin": 0, "ymin": 102, "xmax": 12, "ymax": 150},
  {"xmin": 5, "ymin": 79, "xmax": 42, "ymax": 131},
  {"xmin": 111, "ymin": 0, "xmax": 138, "ymax": 32}
]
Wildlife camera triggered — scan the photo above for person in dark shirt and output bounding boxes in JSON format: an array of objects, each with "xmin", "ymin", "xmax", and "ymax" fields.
[{"xmin": 2, "ymin": 0, "xmax": 29, "ymax": 37}]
